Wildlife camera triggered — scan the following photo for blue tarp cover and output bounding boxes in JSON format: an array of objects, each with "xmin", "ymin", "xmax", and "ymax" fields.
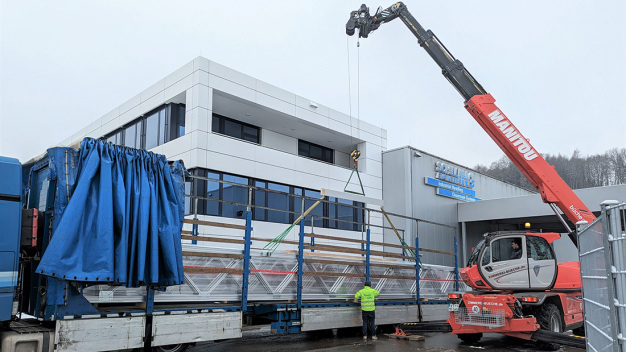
[{"xmin": 37, "ymin": 138, "xmax": 186, "ymax": 287}]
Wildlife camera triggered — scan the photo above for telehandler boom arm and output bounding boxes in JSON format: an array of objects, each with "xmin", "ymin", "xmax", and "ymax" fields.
[{"xmin": 346, "ymin": 3, "xmax": 596, "ymax": 243}]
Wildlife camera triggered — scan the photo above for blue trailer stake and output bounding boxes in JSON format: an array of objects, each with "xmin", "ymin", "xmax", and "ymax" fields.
[
  {"xmin": 365, "ymin": 228, "xmax": 371, "ymax": 282},
  {"xmin": 297, "ymin": 221, "xmax": 305, "ymax": 310},
  {"xmin": 415, "ymin": 237, "xmax": 420, "ymax": 304},
  {"xmin": 241, "ymin": 211, "xmax": 252, "ymax": 312}
]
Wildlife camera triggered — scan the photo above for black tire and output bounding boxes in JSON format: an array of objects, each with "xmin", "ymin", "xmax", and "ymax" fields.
[
  {"xmin": 457, "ymin": 333, "xmax": 483, "ymax": 343},
  {"xmin": 536, "ymin": 303, "xmax": 563, "ymax": 351},
  {"xmin": 572, "ymin": 325, "xmax": 585, "ymax": 337},
  {"xmin": 152, "ymin": 344, "xmax": 191, "ymax": 352}
]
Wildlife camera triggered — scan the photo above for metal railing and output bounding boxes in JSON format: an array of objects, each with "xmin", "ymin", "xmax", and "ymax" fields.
[
  {"xmin": 578, "ymin": 200, "xmax": 626, "ymax": 352},
  {"xmin": 83, "ymin": 178, "xmax": 462, "ymax": 306}
]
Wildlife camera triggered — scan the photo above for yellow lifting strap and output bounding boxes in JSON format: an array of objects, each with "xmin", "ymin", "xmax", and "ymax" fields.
[
  {"xmin": 344, "ymin": 150, "xmax": 365, "ymax": 196},
  {"xmin": 380, "ymin": 206, "xmax": 421, "ymax": 267}
]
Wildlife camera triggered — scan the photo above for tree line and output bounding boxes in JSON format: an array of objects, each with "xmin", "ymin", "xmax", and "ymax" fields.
[{"xmin": 474, "ymin": 148, "xmax": 626, "ymax": 191}]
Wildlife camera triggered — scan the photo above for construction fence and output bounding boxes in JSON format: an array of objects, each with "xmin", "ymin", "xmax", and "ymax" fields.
[{"xmin": 578, "ymin": 200, "xmax": 626, "ymax": 352}]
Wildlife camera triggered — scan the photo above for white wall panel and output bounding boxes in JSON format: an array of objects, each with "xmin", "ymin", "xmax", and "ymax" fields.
[
  {"xmin": 328, "ymin": 108, "xmax": 352, "ymax": 125},
  {"xmin": 257, "ymin": 80, "xmax": 296, "ymax": 104},
  {"xmin": 101, "ymin": 107, "xmax": 119, "ymax": 125},
  {"xmin": 119, "ymin": 93, "xmax": 141, "ymax": 115},
  {"xmin": 327, "ymin": 118, "xmax": 351, "ymax": 138},
  {"xmin": 193, "ymin": 56, "xmax": 210, "ymax": 73},
  {"xmin": 165, "ymin": 75, "xmax": 193, "ymax": 103},
  {"xmin": 295, "ymin": 95, "xmax": 329, "ymax": 117},
  {"xmin": 256, "ymin": 92, "xmax": 296, "ymax": 116},
  {"xmin": 261, "ymin": 130, "xmax": 296, "ymax": 154},
  {"xmin": 140, "ymin": 79, "xmax": 166, "ymax": 103},
  {"xmin": 140, "ymin": 91, "xmax": 166, "ymax": 116},
  {"xmin": 209, "ymin": 61, "xmax": 256, "ymax": 89},
  {"xmin": 294, "ymin": 107, "xmax": 328, "ymax": 128},
  {"xmin": 209, "ymin": 75, "xmax": 256, "ymax": 102},
  {"xmin": 164, "ymin": 61, "xmax": 194, "ymax": 88},
  {"xmin": 161, "ymin": 134, "xmax": 193, "ymax": 158}
]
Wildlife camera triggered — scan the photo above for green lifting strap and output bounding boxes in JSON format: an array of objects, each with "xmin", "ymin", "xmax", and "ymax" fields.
[
  {"xmin": 263, "ymin": 194, "xmax": 326, "ymax": 256},
  {"xmin": 344, "ymin": 150, "xmax": 365, "ymax": 196}
]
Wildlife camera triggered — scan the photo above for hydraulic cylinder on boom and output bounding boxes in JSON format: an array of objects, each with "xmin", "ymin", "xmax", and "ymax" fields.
[{"xmin": 346, "ymin": 3, "xmax": 596, "ymax": 243}]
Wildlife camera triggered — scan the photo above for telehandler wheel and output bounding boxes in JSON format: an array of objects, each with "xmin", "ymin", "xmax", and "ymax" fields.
[
  {"xmin": 536, "ymin": 303, "xmax": 563, "ymax": 351},
  {"xmin": 457, "ymin": 333, "xmax": 482, "ymax": 343}
]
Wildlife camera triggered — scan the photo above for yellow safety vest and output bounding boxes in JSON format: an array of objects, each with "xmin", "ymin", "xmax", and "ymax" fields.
[{"xmin": 355, "ymin": 286, "xmax": 380, "ymax": 311}]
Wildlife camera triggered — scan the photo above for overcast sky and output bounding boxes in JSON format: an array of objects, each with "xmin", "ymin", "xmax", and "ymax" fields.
[{"xmin": 1, "ymin": 0, "xmax": 625, "ymax": 168}]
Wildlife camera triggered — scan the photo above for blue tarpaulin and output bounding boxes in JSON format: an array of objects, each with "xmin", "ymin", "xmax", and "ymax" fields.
[{"xmin": 37, "ymin": 138, "xmax": 186, "ymax": 287}]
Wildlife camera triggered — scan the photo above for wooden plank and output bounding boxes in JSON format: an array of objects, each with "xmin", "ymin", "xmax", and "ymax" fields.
[
  {"xmin": 251, "ymin": 237, "xmax": 299, "ymax": 246},
  {"xmin": 181, "ymin": 235, "xmax": 245, "ymax": 245},
  {"xmin": 419, "ymin": 248, "xmax": 455, "ymax": 256},
  {"xmin": 182, "ymin": 251, "xmax": 243, "ymax": 259},
  {"xmin": 305, "ymin": 233, "xmax": 366, "ymax": 244},
  {"xmin": 183, "ymin": 219, "xmax": 246, "ymax": 230}
]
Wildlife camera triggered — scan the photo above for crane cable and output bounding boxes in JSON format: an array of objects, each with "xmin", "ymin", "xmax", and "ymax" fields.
[{"xmin": 345, "ymin": 36, "xmax": 365, "ymax": 196}]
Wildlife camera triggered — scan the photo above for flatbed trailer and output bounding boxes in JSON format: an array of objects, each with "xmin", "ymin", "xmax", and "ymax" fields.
[{"xmin": 1, "ymin": 142, "xmax": 459, "ymax": 351}]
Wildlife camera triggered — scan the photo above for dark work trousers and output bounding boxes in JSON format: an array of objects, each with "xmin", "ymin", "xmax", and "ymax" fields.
[{"xmin": 362, "ymin": 310, "xmax": 376, "ymax": 337}]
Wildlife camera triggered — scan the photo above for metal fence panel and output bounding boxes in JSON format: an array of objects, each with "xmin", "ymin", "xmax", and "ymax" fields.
[{"xmin": 578, "ymin": 201, "xmax": 626, "ymax": 352}]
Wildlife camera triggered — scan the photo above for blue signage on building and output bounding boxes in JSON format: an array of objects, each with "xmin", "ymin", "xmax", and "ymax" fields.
[
  {"xmin": 425, "ymin": 177, "xmax": 476, "ymax": 197},
  {"xmin": 436, "ymin": 188, "xmax": 482, "ymax": 202},
  {"xmin": 424, "ymin": 161, "xmax": 482, "ymax": 202}
]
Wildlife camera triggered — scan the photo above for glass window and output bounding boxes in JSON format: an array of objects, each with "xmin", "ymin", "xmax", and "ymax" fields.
[
  {"xmin": 298, "ymin": 140, "xmax": 334, "ymax": 163},
  {"xmin": 481, "ymin": 243, "xmax": 491, "ymax": 266},
  {"xmin": 124, "ymin": 124, "xmax": 137, "ymax": 149},
  {"xmin": 267, "ymin": 182, "xmax": 289, "ymax": 224},
  {"xmin": 304, "ymin": 189, "xmax": 323, "ymax": 228},
  {"xmin": 254, "ymin": 180, "xmax": 267, "ymax": 221},
  {"xmin": 292, "ymin": 187, "xmax": 303, "ymax": 222},
  {"xmin": 242, "ymin": 125, "xmax": 259, "ymax": 143},
  {"xmin": 327, "ymin": 197, "xmax": 337, "ymax": 229},
  {"xmin": 490, "ymin": 237, "xmax": 523, "ymax": 262},
  {"xmin": 158, "ymin": 109, "xmax": 166, "ymax": 146},
  {"xmin": 205, "ymin": 171, "xmax": 220, "ymax": 216},
  {"xmin": 145, "ymin": 112, "xmax": 159, "ymax": 150},
  {"xmin": 527, "ymin": 236, "xmax": 554, "ymax": 260},
  {"xmin": 212, "ymin": 114, "xmax": 260, "ymax": 144},
  {"xmin": 169, "ymin": 104, "xmax": 185, "ymax": 141},
  {"xmin": 222, "ymin": 174, "xmax": 249, "ymax": 219},
  {"xmin": 354, "ymin": 202, "xmax": 364, "ymax": 231},
  {"xmin": 337, "ymin": 198, "xmax": 353, "ymax": 231}
]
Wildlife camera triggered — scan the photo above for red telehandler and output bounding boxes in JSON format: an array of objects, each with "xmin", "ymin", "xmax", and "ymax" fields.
[{"xmin": 346, "ymin": 2, "xmax": 596, "ymax": 349}]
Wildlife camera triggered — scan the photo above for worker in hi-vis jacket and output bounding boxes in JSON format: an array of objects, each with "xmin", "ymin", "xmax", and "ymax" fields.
[{"xmin": 354, "ymin": 280, "xmax": 380, "ymax": 340}]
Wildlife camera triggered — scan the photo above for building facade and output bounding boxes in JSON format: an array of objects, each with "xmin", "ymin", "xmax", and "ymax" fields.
[{"xmin": 58, "ymin": 57, "xmax": 387, "ymax": 250}]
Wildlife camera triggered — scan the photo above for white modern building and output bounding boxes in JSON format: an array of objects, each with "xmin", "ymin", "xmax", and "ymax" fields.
[{"xmin": 58, "ymin": 56, "xmax": 387, "ymax": 250}]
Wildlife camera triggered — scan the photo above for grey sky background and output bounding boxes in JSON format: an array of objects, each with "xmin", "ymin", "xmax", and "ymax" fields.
[{"xmin": 1, "ymin": 0, "xmax": 625, "ymax": 169}]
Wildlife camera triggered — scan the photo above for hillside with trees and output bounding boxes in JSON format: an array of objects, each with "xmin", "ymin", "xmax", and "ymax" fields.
[{"xmin": 474, "ymin": 148, "xmax": 626, "ymax": 192}]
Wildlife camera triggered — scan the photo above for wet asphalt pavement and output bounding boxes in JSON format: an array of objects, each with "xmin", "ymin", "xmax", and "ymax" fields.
[{"xmin": 189, "ymin": 328, "xmax": 586, "ymax": 352}]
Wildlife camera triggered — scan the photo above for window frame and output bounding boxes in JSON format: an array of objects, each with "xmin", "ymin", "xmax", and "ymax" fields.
[
  {"xmin": 298, "ymin": 139, "xmax": 334, "ymax": 164},
  {"xmin": 212, "ymin": 113, "xmax": 261, "ymax": 144}
]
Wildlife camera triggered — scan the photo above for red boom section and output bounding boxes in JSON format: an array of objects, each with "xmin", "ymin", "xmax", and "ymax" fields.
[{"xmin": 465, "ymin": 94, "xmax": 596, "ymax": 225}]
